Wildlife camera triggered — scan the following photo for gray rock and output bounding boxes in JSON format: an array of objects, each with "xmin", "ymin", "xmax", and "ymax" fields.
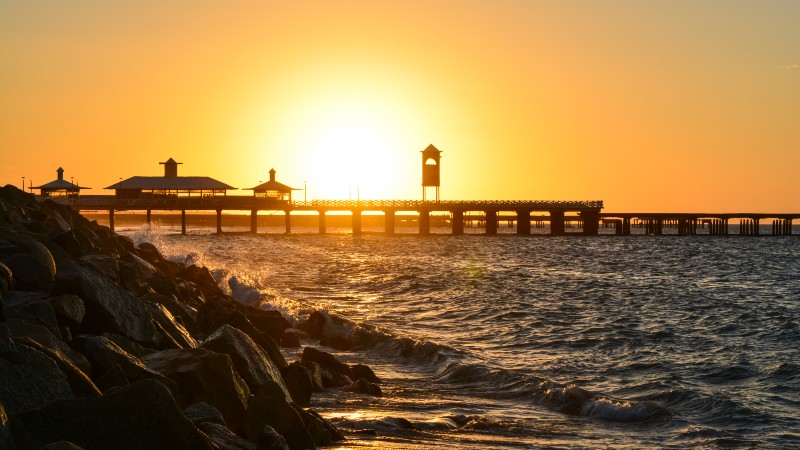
[
  {"xmin": 257, "ymin": 426, "xmax": 290, "ymax": 450},
  {"xmin": 200, "ymin": 325, "xmax": 290, "ymax": 401},
  {"xmin": 70, "ymin": 335, "xmax": 167, "ymax": 389},
  {"xmin": 78, "ymin": 254, "xmax": 119, "ymax": 282},
  {"xmin": 9, "ymin": 379, "xmax": 215, "ymax": 450},
  {"xmin": 5, "ymin": 318, "xmax": 90, "ymax": 373},
  {"xmin": 347, "ymin": 378, "xmax": 383, "ymax": 397},
  {"xmin": 141, "ymin": 348, "xmax": 250, "ymax": 428},
  {"xmin": 0, "ymin": 399, "xmax": 15, "ymax": 450},
  {"xmin": 15, "ymin": 339, "xmax": 100, "ymax": 398},
  {"xmin": 300, "ymin": 347, "xmax": 353, "ymax": 379},
  {"xmin": 46, "ymin": 294, "xmax": 85, "ymax": 331},
  {"xmin": 54, "ymin": 262, "xmax": 161, "ymax": 347},
  {"xmin": 145, "ymin": 302, "xmax": 197, "ymax": 349},
  {"xmin": 2, "ymin": 253, "xmax": 54, "ymax": 291},
  {"xmin": 350, "ymin": 364, "xmax": 381, "ymax": 384},
  {"xmin": 0, "ymin": 345, "xmax": 74, "ymax": 414},
  {"xmin": 198, "ymin": 422, "xmax": 256, "ymax": 450},
  {"xmin": 243, "ymin": 382, "xmax": 315, "ymax": 450},
  {"xmin": 139, "ymin": 292, "xmax": 198, "ymax": 334},
  {"xmin": 184, "ymin": 402, "xmax": 226, "ymax": 427},
  {"xmin": 4, "ymin": 291, "xmax": 61, "ymax": 339}
]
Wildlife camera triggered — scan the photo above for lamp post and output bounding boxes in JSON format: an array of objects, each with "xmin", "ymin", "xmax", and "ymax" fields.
[
  {"xmin": 304, "ymin": 181, "xmax": 307, "ymax": 203},
  {"xmin": 22, "ymin": 176, "xmax": 25, "ymax": 190}
]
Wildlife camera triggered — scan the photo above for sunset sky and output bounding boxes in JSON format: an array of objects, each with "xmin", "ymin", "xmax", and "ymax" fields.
[{"xmin": 2, "ymin": 1, "xmax": 798, "ymax": 212}]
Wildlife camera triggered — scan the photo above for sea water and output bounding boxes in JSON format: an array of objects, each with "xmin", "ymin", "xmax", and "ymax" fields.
[{"xmin": 121, "ymin": 224, "xmax": 800, "ymax": 449}]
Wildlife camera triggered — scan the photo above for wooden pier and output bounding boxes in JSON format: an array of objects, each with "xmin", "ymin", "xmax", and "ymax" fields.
[{"xmin": 48, "ymin": 196, "xmax": 798, "ymax": 236}]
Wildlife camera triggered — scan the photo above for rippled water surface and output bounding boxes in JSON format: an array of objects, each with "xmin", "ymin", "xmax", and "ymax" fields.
[{"xmin": 125, "ymin": 226, "xmax": 800, "ymax": 449}]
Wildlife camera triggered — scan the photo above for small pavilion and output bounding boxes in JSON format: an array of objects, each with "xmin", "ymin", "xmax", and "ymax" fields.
[
  {"xmin": 33, "ymin": 167, "xmax": 90, "ymax": 197},
  {"xmin": 246, "ymin": 169, "xmax": 300, "ymax": 202},
  {"xmin": 105, "ymin": 158, "xmax": 235, "ymax": 199}
]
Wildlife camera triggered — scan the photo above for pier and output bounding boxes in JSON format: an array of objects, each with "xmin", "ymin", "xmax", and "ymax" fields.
[{"xmin": 49, "ymin": 196, "xmax": 797, "ymax": 236}]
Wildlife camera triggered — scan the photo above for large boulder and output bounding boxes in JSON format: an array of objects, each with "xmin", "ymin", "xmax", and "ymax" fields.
[
  {"xmin": 145, "ymin": 303, "xmax": 197, "ymax": 349},
  {"xmin": 294, "ymin": 407, "xmax": 345, "ymax": 446},
  {"xmin": 78, "ymin": 254, "xmax": 119, "ymax": 283},
  {"xmin": 0, "ymin": 399, "xmax": 14, "ymax": 450},
  {"xmin": 0, "ymin": 345, "xmax": 74, "ymax": 414},
  {"xmin": 139, "ymin": 292, "xmax": 198, "ymax": 334},
  {"xmin": 9, "ymin": 379, "xmax": 215, "ymax": 450},
  {"xmin": 15, "ymin": 339, "xmax": 100, "ymax": 398},
  {"xmin": 200, "ymin": 325, "xmax": 290, "ymax": 401},
  {"xmin": 54, "ymin": 262, "xmax": 161, "ymax": 347},
  {"xmin": 198, "ymin": 422, "xmax": 256, "ymax": 450},
  {"xmin": 46, "ymin": 294, "xmax": 85, "ymax": 332},
  {"xmin": 280, "ymin": 362, "xmax": 315, "ymax": 407},
  {"xmin": 3, "ymin": 291, "xmax": 62, "ymax": 339},
  {"xmin": 0, "ymin": 233, "xmax": 56, "ymax": 291},
  {"xmin": 0, "ymin": 261, "xmax": 14, "ymax": 292},
  {"xmin": 70, "ymin": 335, "xmax": 170, "ymax": 392},
  {"xmin": 184, "ymin": 402, "xmax": 226, "ymax": 427},
  {"xmin": 257, "ymin": 426, "xmax": 290, "ymax": 450},
  {"xmin": 350, "ymin": 364, "xmax": 381, "ymax": 384},
  {"xmin": 5, "ymin": 317, "xmax": 91, "ymax": 374},
  {"xmin": 141, "ymin": 348, "xmax": 250, "ymax": 428},
  {"xmin": 300, "ymin": 347, "xmax": 353, "ymax": 379},
  {"xmin": 245, "ymin": 310, "xmax": 291, "ymax": 343},
  {"xmin": 243, "ymin": 382, "xmax": 315, "ymax": 450},
  {"xmin": 175, "ymin": 264, "xmax": 221, "ymax": 300}
]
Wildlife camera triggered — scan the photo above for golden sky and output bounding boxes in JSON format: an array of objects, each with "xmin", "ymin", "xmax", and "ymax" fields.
[{"xmin": 2, "ymin": 1, "xmax": 798, "ymax": 212}]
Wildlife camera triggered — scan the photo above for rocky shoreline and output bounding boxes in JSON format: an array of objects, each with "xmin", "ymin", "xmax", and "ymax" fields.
[{"xmin": 0, "ymin": 185, "xmax": 383, "ymax": 450}]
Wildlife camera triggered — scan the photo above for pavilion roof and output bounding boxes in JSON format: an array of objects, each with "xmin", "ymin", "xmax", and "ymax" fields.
[
  {"xmin": 105, "ymin": 176, "xmax": 235, "ymax": 191},
  {"xmin": 33, "ymin": 179, "xmax": 90, "ymax": 190},
  {"xmin": 245, "ymin": 180, "xmax": 299, "ymax": 192}
]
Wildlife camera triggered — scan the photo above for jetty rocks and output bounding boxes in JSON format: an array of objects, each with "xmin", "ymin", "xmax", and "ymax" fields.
[{"xmin": 0, "ymin": 185, "xmax": 375, "ymax": 450}]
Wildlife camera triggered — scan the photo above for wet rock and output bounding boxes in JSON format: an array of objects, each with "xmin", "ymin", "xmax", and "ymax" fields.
[
  {"xmin": 0, "ymin": 399, "xmax": 14, "ymax": 450},
  {"xmin": 319, "ymin": 368, "xmax": 353, "ymax": 388},
  {"xmin": 280, "ymin": 330, "xmax": 301, "ymax": 348},
  {"xmin": 197, "ymin": 299, "xmax": 287, "ymax": 369},
  {"xmin": 294, "ymin": 406, "xmax": 345, "ymax": 446},
  {"xmin": 71, "ymin": 335, "xmax": 169, "ymax": 389},
  {"xmin": 140, "ymin": 292, "xmax": 198, "ymax": 334},
  {"xmin": 246, "ymin": 310, "xmax": 291, "ymax": 343},
  {"xmin": 200, "ymin": 325, "xmax": 290, "ymax": 400},
  {"xmin": 141, "ymin": 348, "xmax": 250, "ymax": 428},
  {"xmin": 5, "ymin": 318, "xmax": 90, "ymax": 373},
  {"xmin": 298, "ymin": 361, "xmax": 325, "ymax": 392},
  {"xmin": 46, "ymin": 294, "xmax": 85, "ymax": 331},
  {"xmin": 0, "ymin": 344, "xmax": 74, "ymax": 414},
  {"xmin": 199, "ymin": 422, "xmax": 257, "ymax": 450},
  {"xmin": 135, "ymin": 242, "xmax": 181, "ymax": 277},
  {"xmin": 319, "ymin": 334, "xmax": 354, "ymax": 350},
  {"xmin": 256, "ymin": 426, "xmax": 290, "ymax": 450},
  {"xmin": 184, "ymin": 402, "xmax": 227, "ymax": 427},
  {"xmin": 0, "ymin": 261, "xmax": 13, "ymax": 292},
  {"xmin": 101, "ymin": 332, "xmax": 153, "ymax": 358},
  {"xmin": 350, "ymin": 363, "xmax": 381, "ymax": 384},
  {"xmin": 119, "ymin": 251, "xmax": 157, "ymax": 284},
  {"xmin": 3, "ymin": 291, "xmax": 62, "ymax": 339},
  {"xmin": 175, "ymin": 264, "xmax": 221, "ymax": 299},
  {"xmin": 281, "ymin": 362, "xmax": 314, "ymax": 406},
  {"xmin": 15, "ymin": 339, "xmax": 100, "ymax": 398},
  {"xmin": 52, "ymin": 230, "xmax": 90, "ymax": 259},
  {"xmin": 78, "ymin": 254, "xmax": 119, "ymax": 282},
  {"xmin": 302, "ymin": 311, "xmax": 327, "ymax": 339},
  {"xmin": 243, "ymin": 382, "xmax": 315, "ymax": 450},
  {"xmin": 300, "ymin": 347, "xmax": 353, "ymax": 378},
  {"xmin": 54, "ymin": 262, "xmax": 161, "ymax": 347},
  {"xmin": 347, "ymin": 379, "xmax": 382, "ymax": 397},
  {"xmin": 9, "ymin": 379, "xmax": 215, "ymax": 450},
  {"xmin": 146, "ymin": 302, "xmax": 197, "ymax": 349}
]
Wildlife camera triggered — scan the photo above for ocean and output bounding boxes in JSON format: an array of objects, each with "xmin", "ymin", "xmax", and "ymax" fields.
[{"xmin": 121, "ymin": 224, "xmax": 800, "ymax": 449}]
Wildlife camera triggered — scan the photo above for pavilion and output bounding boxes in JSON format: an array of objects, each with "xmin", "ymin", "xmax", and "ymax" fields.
[
  {"xmin": 33, "ymin": 167, "xmax": 90, "ymax": 197},
  {"xmin": 105, "ymin": 158, "xmax": 235, "ymax": 199},
  {"xmin": 246, "ymin": 169, "xmax": 300, "ymax": 202}
]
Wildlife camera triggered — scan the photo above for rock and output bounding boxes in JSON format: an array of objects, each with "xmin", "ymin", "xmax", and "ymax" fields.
[
  {"xmin": 243, "ymin": 382, "xmax": 315, "ymax": 450},
  {"xmin": 135, "ymin": 242, "xmax": 181, "ymax": 277},
  {"xmin": 9, "ymin": 379, "xmax": 215, "ymax": 450},
  {"xmin": 0, "ymin": 261, "xmax": 13, "ymax": 292},
  {"xmin": 5, "ymin": 318, "xmax": 91, "ymax": 374},
  {"xmin": 175, "ymin": 264, "xmax": 221, "ymax": 299},
  {"xmin": 245, "ymin": 310, "xmax": 291, "ymax": 343},
  {"xmin": 141, "ymin": 348, "xmax": 250, "ymax": 428},
  {"xmin": 319, "ymin": 334, "xmax": 354, "ymax": 350},
  {"xmin": 46, "ymin": 294, "xmax": 85, "ymax": 331},
  {"xmin": 319, "ymin": 368, "xmax": 353, "ymax": 388},
  {"xmin": 300, "ymin": 347, "xmax": 352, "ymax": 379},
  {"xmin": 95, "ymin": 364, "xmax": 130, "ymax": 391},
  {"xmin": 0, "ymin": 344, "xmax": 74, "ymax": 414},
  {"xmin": 200, "ymin": 325, "xmax": 291, "ymax": 401},
  {"xmin": 197, "ymin": 299, "xmax": 287, "ymax": 369},
  {"xmin": 15, "ymin": 339, "xmax": 100, "ymax": 398},
  {"xmin": 78, "ymin": 254, "xmax": 120, "ymax": 282},
  {"xmin": 39, "ymin": 441, "xmax": 86, "ymax": 450},
  {"xmin": 198, "ymin": 422, "xmax": 256, "ymax": 450},
  {"xmin": 350, "ymin": 364, "xmax": 381, "ymax": 384},
  {"xmin": 52, "ymin": 230, "xmax": 90, "ymax": 259},
  {"xmin": 54, "ymin": 261, "xmax": 161, "ymax": 347},
  {"xmin": 146, "ymin": 302, "xmax": 197, "ymax": 349},
  {"xmin": 71, "ymin": 335, "xmax": 169, "ymax": 390},
  {"xmin": 302, "ymin": 311, "xmax": 327, "ymax": 339},
  {"xmin": 101, "ymin": 332, "xmax": 153, "ymax": 358},
  {"xmin": 3, "ymin": 291, "xmax": 62, "ymax": 339},
  {"xmin": 0, "ymin": 323, "xmax": 13, "ymax": 352},
  {"xmin": 2, "ymin": 253, "xmax": 54, "ymax": 291},
  {"xmin": 119, "ymin": 251, "xmax": 157, "ymax": 284},
  {"xmin": 140, "ymin": 292, "xmax": 198, "ymax": 334},
  {"xmin": 257, "ymin": 426, "xmax": 290, "ymax": 450},
  {"xmin": 184, "ymin": 402, "xmax": 226, "ymax": 427},
  {"xmin": 281, "ymin": 362, "xmax": 314, "ymax": 406},
  {"xmin": 298, "ymin": 361, "xmax": 325, "ymax": 392},
  {"xmin": 280, "ymin": 331, "xmax": 301, "ymax": 348},
  {"xmin": 0, "ymin": 399, "xmax": 15, "ymax": 450},
  {"xmin": 347, "ymin": 379, "xmax": 382, "ymax": 397},
  {"xmin": 295, "ymin": 407, "xmax": 345, "ymax": 445}
]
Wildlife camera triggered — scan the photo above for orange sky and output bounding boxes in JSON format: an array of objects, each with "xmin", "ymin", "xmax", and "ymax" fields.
[{"xmin": 2, "ymin": 1, "xmax": 798, "ymax": 212}]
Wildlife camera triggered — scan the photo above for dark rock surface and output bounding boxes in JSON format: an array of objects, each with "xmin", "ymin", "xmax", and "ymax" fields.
[
  {"xmin": 348, "ymin": 378, "xmax": 383, "ymax": 397},
  {"xmin": 243, "ymin": 382, "xmax": 315, "ymax": 450},
  {"xmin": 256, "ymin": 426, "xmax": 290, "ymax": 450},
  {"xmin": 199, "ymin": 422, "xmax": 257, "ymax": 450},
  {"xmin": 0, "ymin": 344, "xmax": 74, "ymax": 413},
  {"xmin": 184, "ymin": 402, "xmax": 227, "ymax": 427},
  {"xmin": 301, "ymin": 346, "xmax": 353, "ymax": 378},
  {"xmin": 9, "ymin": 379, "xmax": 215, "ymax": 450}
]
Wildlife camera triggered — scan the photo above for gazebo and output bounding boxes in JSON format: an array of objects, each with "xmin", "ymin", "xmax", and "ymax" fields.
[
  {"xmin": 105, "ymin": 158, "xmax": 235, "ymax": 199},
  {"xmin": 33, "ymin": 167, "xmax": 90, "ymax": 197},
  {"xmin": 246, "ymin": 169, "xmax": 300, "ymax": 202}
]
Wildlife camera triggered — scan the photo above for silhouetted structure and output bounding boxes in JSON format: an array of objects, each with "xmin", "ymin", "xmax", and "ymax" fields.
[
  {"xmin": 32, "ymin": 167, "xmax": 89, "ymax": 197},
  {"xmin": 105, "ymin": 158, "xmax": 235, "ymax": 199},
  {"xmin": 421, "ymin": 144, "xmax": 442, "ymax": 202},
  {"xmin": 246, "ymin": 169, "xmax": 299, "ymax": 202}
]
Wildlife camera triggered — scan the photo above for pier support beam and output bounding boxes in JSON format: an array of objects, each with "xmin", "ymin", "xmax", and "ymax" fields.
[
  {"xmin": 581, "ymin": 211, "xmax": 599, "ymax": 236},
  {"xmin": 549, "ymin": 211, "xmax": 565, "ymax": 236},
  {"xmin": 284, "ymin": 210, "xmax": 291, "ymax": 234},
  {"xmin": 109, "ymin": 210, "xmax": 115, "ymax": 232},
  {"xmin": 216, "ymin": 210, "xmax": 222, "ymax": 235},
  {"xmin": 622, "ymin": 218, "xmax": 631, "ymax": 235},
  {"xmin": 485, "ymin": 211, "xmax": 497, "ymax": 235},
  {"xmin": 318, "ymin": 211, "xmax": 327, "ymax": 235},
  {"xmin": 250, "ymin": 210, "xmax": 257, "ymax": 234},
  {"xmin": 352, "ymin": 210, "xmax": 362, "ymax": 235},
  {"xmin": 181, "ymin": 210, "xmax": 186, "ymax": 235},
  {"xmin": 419, "ymin": 211, "xmax": 430, "ymax": 235},
  {"xmin": 516, "ymin": 211, "xmax": 531, "ymax": 235},
  {"xmin": 452, "ymin": 211, "xmax": 464, "ymax": 235},
  {"xmin": 146, "ymin": 210, "xmax": 152, "ymax": 224},
  {"xmin": 384, "ymin": 211, "xmax": 395, "ymax": 235}
]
